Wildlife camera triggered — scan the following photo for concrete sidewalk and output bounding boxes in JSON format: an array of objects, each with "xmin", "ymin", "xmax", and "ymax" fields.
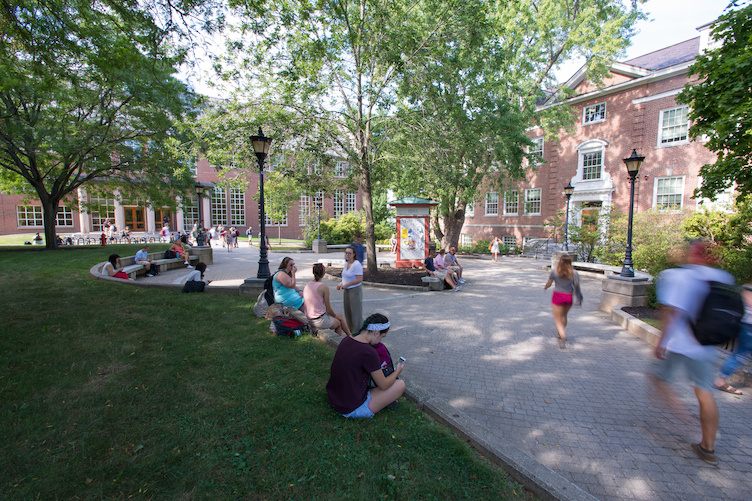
[{"xmin": 113, "ymin": 245, "xmax": 752, "ymax": 500}]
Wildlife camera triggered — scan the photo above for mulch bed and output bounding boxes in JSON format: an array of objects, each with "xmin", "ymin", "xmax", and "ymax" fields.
[
  {"xmin": 327, "ymin": 267, "xmax": 428, "ymax": 287},
  {"xmin": 622, "ymin": 306, "xmax": 659, "ymax": 321}
]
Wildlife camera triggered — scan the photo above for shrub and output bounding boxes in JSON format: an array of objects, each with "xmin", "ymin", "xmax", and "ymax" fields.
[
  {"xmin": 471, "ymin": 239, "xmax": 491, "ymax": 254},
  {"xmin": 303, "ymin": 211, "xmax": 391, "ymax": 247}
]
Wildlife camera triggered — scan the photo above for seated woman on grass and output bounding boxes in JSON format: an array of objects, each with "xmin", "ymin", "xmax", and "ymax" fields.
[
  {"xmin": 303, "ymin": 263, "xmax": 351, "ymax": 336},
  {"xmin": 326, "ymin": 313, "xmax": 405, "ymax": 418},
  {"xmin": 102, "ymin": 254, "xmax": 131, "ymax": 280},
  {"xmin": 273, "ymin": 257, "xmax": 304, "ymax": 309}
]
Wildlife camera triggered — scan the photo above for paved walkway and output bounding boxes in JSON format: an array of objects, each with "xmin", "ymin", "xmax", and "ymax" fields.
[{"xmin": 138, "ymin": 244, "xmax": 752, "ymax": 500}]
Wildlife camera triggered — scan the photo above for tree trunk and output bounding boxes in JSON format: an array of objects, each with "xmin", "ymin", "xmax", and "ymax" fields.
[
  {"xmin": 360, "ymin": 167, "xmax": 377, "ymax": 273},
  {"xmin": 440, "ymin": 208, "xmax": 465, "ymax": 250},
  {"xmin": 41, "ymin": 198, "xmax": 60, "ymax": 250}
]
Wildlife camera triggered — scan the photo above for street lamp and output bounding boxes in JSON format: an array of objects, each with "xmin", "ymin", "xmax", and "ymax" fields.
[
  {"xmin": 620, "ymin": 149, "xmax": 645, "ymax": 278},
  {"xmin": 563, "ymin": 182, "xmax": 574, "ymax": 251},
  {"xmin": 195, "ymin": 183, "xmax": 205, "ymax": 229},
  {"xmin": 251, "ymin": 127, "xmax": 273, "ymax": 279},
  {"xmin": 315, "ymin": 196, "xmax": 322, "ymax": 240}
]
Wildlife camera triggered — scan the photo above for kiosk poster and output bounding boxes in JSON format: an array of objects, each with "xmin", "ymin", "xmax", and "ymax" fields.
[{"xmin": 399, "ymin": 218, "xmax": 426, "ymax": 261}]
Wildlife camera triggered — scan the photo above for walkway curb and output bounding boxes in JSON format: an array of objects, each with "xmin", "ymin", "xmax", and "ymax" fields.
[{"xmin": 610, "ymin": 305, "xmax": 661, "ymax": 346}]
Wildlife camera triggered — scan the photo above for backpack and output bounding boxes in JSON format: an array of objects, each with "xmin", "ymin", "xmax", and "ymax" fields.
[
  {"xmin": 692, "ymin": 281, "xmax": 744, "ymax": 346},
  {"xmin": 271, "ymin": 316, "xmax": 306, "ymax": 337},
  {"xmin": 262, "ymin": 272, "xmax": 277, "ymax": 307}
]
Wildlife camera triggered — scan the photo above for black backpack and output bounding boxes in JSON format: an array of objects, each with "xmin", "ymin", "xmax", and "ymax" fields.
[
  {"xmin": 263, "ymin": 272, "xmax": 277, "ymax": 306},
  {"xmin": 692, "ymin": 281, "xmax": 744, "ymax": 346}
]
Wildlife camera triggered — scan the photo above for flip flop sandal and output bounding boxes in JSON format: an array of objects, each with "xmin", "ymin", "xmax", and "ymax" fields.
[{"xmin": 715, "ymin": 383, "xmax": 743, "ymax": 395}]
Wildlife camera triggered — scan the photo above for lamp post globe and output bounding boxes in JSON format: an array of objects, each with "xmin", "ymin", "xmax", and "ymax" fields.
[
  {"xmin": 250, "ymin": 127, "xmax": 273, "ymax": 279},
  {"xmin": 620, "ymin": 149, "xmax": 645, "ymax": 278}
]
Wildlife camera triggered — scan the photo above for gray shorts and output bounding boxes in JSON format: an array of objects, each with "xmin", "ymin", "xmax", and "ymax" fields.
[
  {"xmin": 654, "ymin": 351, "xmax": 719, "ymax": 391},
  {"xmin": 309, "ymin": 313, "xmax": 335, "ymax": 330}
]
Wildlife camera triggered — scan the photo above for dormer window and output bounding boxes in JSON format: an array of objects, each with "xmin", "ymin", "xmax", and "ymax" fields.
[{"xmin": 583, "ymin": 103, "xmax": 606, "ymax": 125}]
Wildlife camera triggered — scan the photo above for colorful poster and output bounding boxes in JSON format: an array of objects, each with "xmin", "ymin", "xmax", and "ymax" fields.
[{"xmin": 399, "ymin": 217, "xmax": 426, "ymax": 261}]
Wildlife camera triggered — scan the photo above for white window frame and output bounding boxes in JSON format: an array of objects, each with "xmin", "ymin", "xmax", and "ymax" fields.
[
  {"xmin": 230, "ymin": 188, "xmax": 245, "ymax": 226},
  {"xmin": 503, "ymin": 190, "xmax": 519, "ymax": 216},
  {"xmin": 583, "ymin": 102, "xmax": 606, "ymax": 125},
  {"xmin": 346, "ymin": 192, "xmax": 357, "ymax": 213},
  {"xmin": 485, "ymin": 191, "xmax": 499, "ymax": 216},
  {"xmin": 55, "ymin": 207, "xmax": 74, "ymax": 227},
  {"xmin": 17, "ymin": 205, "xmax": 43, "ymax": 227},
  {"xmin": 211, "ymin": 187, "xmax": 227, "ymax": 226},
  {"xmin": 658, "ymin": 105, "xmax": 689, "ymax": 146},
  {"xmin": 524, "ymin": 188, "xmax": 542, "ymax": 216},
  {"xmin": 502, "ymin": 235, "xmax": 516, "ymax": 247},
  {"xmin": 334, "ymin": 161, "xmax": 348, "ymax": 178},
  {"xmin": 299, "ymin": 195, "xmax": 310, "ymax": 226},
  {"xmin": 460, "ymin": 234, "xmax": 473, "ymax": 248},
  {"xmin": 465, "ymin": 202, "xmax": 474, "ymax": 218},
  {"xmin": 90, "ymin": 196, "xmax": 116, "ymax": 231},
  {"xmin": 581, "ymin": 151, "xmax": 603, "ymax": 181},
  {"xmin": 529, "ymin": 137, "xmax": 544, "ymax": 165},
  {"xmin": 653, "ymin": 175, "xmax": 685, "ymax": 212},
  {"xmin": 182, "ymin": 195, "xmax": 199, "ymax": 228},
  {"xmin": 333, "ymin": 190, "xmax": 345, "ymax": 218}
]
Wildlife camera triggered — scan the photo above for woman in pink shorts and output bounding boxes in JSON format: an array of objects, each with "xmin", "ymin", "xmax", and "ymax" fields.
[{"xmin": 544, "ymin": 254, "xmax": 580, "ymax": 348}]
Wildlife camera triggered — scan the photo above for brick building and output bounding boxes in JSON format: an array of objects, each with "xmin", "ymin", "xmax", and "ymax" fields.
[
  {"xmin": 459, "ymin": 25, "xmax": 718, "ymax": 249},
  {"xmin": 0, "ymin": 153, "xmax": 361, "ymax": 240}
]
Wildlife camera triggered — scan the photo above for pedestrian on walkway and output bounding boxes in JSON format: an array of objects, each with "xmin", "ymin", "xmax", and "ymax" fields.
[
  {"xmin": 337, "ymin": 245, "xmax": 363, "ymax": 332},
  {"xmin": 649, "ymin": 241, "xmax": 734, "ymax": 465},
  {"xmin": 543, "ymin": 254, "xmax": 580, "ymax": 348},
  {"xmin": 326, "ymin": 313, "xmax": 405, "ymax": 418},
  {"xmin": 490, "ymin": 237, "xmax": 501, "ymax": 262},
  {"xmin": 714, "ymin": 283, "xmax": 752, "ymax": 395}
]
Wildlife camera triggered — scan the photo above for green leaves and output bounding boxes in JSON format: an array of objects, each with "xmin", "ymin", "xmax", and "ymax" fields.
[{"xmin": 678, "ymin": 3, "xmax": 752, "ymax": 200}]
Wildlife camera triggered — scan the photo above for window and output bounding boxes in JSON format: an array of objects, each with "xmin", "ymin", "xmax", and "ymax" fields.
[
  {"xmin": 524, "ymin": 188, "xmax": 541, "ymax": 215},
  {"xmin": 264, "ymin": 201, "xmax": 287, "ymax": 226},
  {"xmin": 346, "ymin": 192, "xmax": 357, "ymax": 213},
  {"xmin": 56, "ymin": 207, "xmax": 73, "ymax": 227},
  {"xmin": 90, "ymin": 196, "xmax": 115, "ymax": 231},
  {"xmin": 485, "ymin": 192, "xmax": 498, "ymax": 216},
  {"xmin": 211, "ymin": 187, "xmax": 227, "ymax": 226},
  {"xmin": 529, "ymin": 138, "xmax": 544, "ymax": 165},
  {"xmin": 17, "ymin": 205, "xmax": 43, "ymax": 227},
  {"xmin": 230, "ymin": 188, "xmax": 245, "ymax": 226},
  {"xmin": 582, "ymin": 151, "xmax": 603, "ymax": 180},
  {"xmin": 460, "ymin": 234, "xmax": 473, "ymax": 248},
  {"xmin": 503, "ymin": 190, "xmax": 519, "ymax": 215},
  {"xmin": 583, "ymin": 102, "xmax": 606, "ymax": 124},
  {"xmin": 654, "ymin": 176, "xmax": 685, "ymax": 211},
  {"xmin": 465, "ymin": 203, "xmax": 474, "ymax": 218},
  {"xmin": 659, "ymin": 106, "xmax": 689, "ymax": 145},
  {"xmin": 502, "ymin": 236, "xmax": 516, "ymax": 247},
  {"xmin": 334, "ymin": 161, "xmax": 348, "ymax": 177},
  {"xmin": 182, "ymin": 195, "xmax": 199, "ymax": 228},
  {"xmin": 333, "ymin": 190, "xmax": 344, "ymax": 217},
  {"xmin": 299, "ymin": 195, "xmax": 310, "ymax": 226}
]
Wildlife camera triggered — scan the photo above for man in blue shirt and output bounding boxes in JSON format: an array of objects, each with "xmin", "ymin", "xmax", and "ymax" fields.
[
  {"xmin": 135, "ymin": 244, "xmax": 159, "ymax": 277},
  {"xmin": 351, "ymin": 234, "xmax": 365, "ymax": 265}
]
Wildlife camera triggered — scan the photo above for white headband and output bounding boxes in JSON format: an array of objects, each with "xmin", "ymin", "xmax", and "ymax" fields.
[{"xmin": 366, "ymin": 322, "xmax": 390, "ymax": 331}]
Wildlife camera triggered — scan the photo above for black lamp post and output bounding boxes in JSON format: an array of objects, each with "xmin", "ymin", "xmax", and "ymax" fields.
[
  {"xmin": 563, "ymin": 182, "xmax": 574, "ymax": 251},
  {"xmin": 620, "ymin": 149, "xmax": 645, "ymax": 278},
  {"xmin": 251, "ymin": 127, "xmax": 273, "ymax": 279},
  {"xmin": 316, "ymin": 197, "xmax": 322, "ymax": 240},
  {"xmin": 195, "ymin": 183, "xmax": 205, "ymax": 229}
]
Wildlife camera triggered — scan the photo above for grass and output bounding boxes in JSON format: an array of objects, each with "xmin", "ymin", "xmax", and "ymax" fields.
[{"xmin": 0, "ymin": 246, "xmax": 533, "ymax": 500}]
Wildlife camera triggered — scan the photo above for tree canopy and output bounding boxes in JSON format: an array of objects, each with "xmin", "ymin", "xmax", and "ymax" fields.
[
  {"xmin": 678, "ymin": 1, "xmax": 752, "ymax": 200},
  {"xmin": 0, "ymin": 0, "xmax": 220, "ymax": 248}
]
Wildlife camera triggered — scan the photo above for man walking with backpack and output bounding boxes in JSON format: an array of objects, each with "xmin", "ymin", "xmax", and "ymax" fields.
[{"xmin": 650, "ymin": 240, "xmax": 740, "ymax": 466}]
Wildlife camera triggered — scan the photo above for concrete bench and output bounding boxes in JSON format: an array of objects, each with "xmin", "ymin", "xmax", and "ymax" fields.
[
  {"xmin": 421, "ymin": 276, "xmax": 443, "ymax": 291},
  {"xmin": 572, "ymin": 261, "xmax": 651, "ymax": 279},
  {"xmin": 115, "ymin": 252, "xmax": 199, "ymax": 279}
]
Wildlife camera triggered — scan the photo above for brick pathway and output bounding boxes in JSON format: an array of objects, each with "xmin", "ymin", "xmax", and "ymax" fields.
[{"xmin": 146, "ymin": 246, "xmax": 752, "ymax": 500}]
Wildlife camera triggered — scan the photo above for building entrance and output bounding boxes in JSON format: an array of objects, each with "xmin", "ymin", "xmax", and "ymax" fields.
[{"xmin": 124, "ymin": 207, "xmax": 146, "ymax": 231}]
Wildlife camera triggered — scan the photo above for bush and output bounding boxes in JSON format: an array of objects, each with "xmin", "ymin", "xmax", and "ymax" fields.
[
  {"xmin": 302, "ymin": 211, "xmax": 391, "ymax": 247},
  {"xmin": 471, "ymin": 239, "xmax": 491, "ymax": 254}
]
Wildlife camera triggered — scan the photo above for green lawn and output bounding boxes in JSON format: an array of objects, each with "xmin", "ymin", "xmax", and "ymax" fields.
[{"xmin": 0, "ymin": 246, "xmax": 533, "ymax": 500}]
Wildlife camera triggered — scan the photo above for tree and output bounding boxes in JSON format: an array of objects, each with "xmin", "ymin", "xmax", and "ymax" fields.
[
  {"xmin": 260, "ymin": 171, "xmax": 303, "ymax": 244},
  {"xmin": 386, "ymin": 0, "xmax": 643, "ymax": 249},
  {"xmin": 677, "ymin": 1, "xmax": 752, "ymax": 200},
  {"xmin": 226, "ymin": 0, "xmax": 455, "ymax": 272},
  {"xmin": 0, "ymin": 0, "xmax": 220, "ymax": 248}
]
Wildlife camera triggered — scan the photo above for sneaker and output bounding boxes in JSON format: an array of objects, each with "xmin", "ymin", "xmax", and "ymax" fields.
[
  {"xmin": 458, "ymin": 279, "xmax": 466, "ymax": 284},
  {"xmin": 691, "ymin": 443, "xmax": 718, "ymax": 465},
  {"xmin": 186, "ymin": 265, "xmax": 194, "ymax": 269},
  {"xmin": 453, "ymin": 285, "xmax": 462, "ymax": 292},
  {"xmin": 387, "ymin": 400, "xmax": 399, "ymax": 410},
  {"xmin": 145, "ymin": 273, "xmax": 154, "ymax": 277}
]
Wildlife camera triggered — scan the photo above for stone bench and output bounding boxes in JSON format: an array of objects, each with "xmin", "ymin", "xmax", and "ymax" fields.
[
  {"xmin": 116, "ymin": 252, "xmax": 199, "ymax": 279},
  {"xmin": 421, "ymin": 276, "xmax": 443, "ymax": 291}
]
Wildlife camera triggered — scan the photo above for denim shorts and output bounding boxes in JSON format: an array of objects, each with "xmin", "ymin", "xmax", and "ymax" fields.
[
  {"xmin": 342, "ymin": 392, "xmax": 374, "ymax": 419},
  {"xmin": 655, "ymin": 351, "xmax": 718, "ymax": 391}
]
